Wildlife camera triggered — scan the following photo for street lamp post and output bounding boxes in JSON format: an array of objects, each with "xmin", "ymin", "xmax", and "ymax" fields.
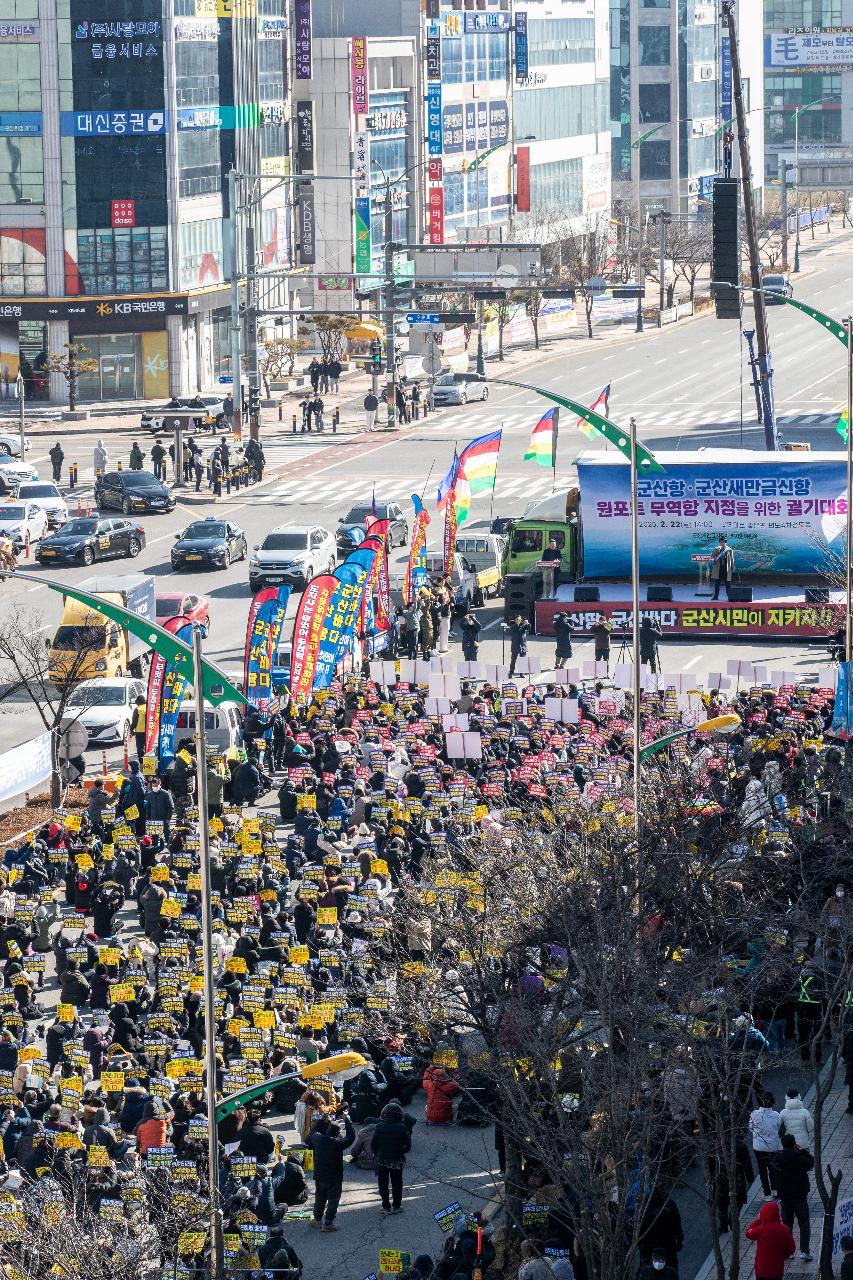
[
  {"xmin": 629, "ymin": 414, "xmax": 642, "ymax": 833},
  {"xmin": 793, "ymin": 97, "xmax": 831, "ymax": 272},
  {"xmin": 15, "ymin": 372, "xmax": 24, "ymax": 463},
  {"xmin": 845, "ymin": 315, "xmax": 852, "ymax": 756}
]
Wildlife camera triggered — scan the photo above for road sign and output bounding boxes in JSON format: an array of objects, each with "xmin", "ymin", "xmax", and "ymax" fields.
[
  {"xmin": 218, "ymin": 375, "xmax": 233, "ymax": 384},
  {"xmin": 405, "ymin": 312, "xmax": 442, "ymax": 325},
  {"xmin": 584, "ymin": 276, "xmax": 607, "ymax": 294},
  {"xmin": 423, "ymin": 346, "xmax": 443, "ymax": 377},
  {"xmin": 410, "ymin": 323, "xmax": 446, "ymax": 333},
  {"xmin": 59, "ymin": 721, "xmax": 89, "ymax": 760}
]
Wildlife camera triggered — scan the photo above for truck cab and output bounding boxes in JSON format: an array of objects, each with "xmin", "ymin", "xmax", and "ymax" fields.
[
  {"xmin": 505, "ymin": 519, "xmax": 577, "ymax": 580},
  {"xmin": 454, "ymin": 533, "xmax": 506, "ymax": 604},
  {"xmin": 49, "ymin": 599, "xmax": 131, "ymax": 683},
  {"xmin": 424, "ymin": 552, "xmax": 478, "ymax": 610}
]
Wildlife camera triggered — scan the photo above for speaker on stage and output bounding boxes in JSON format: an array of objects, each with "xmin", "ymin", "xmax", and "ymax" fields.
[
  {"xmin": 574, "ymin": 586, "xmax": 600, "ymax": 602},
  {"xmin": 647, "ymin": 586, "xmax": 672, "ymax": 601},
  {"xmin": 805, "ymin": 587, "xmax": 829, "ymax": 603},
  {"xmin": 728, "ymin": 585, "xmax": 753, "ymax": 602}
]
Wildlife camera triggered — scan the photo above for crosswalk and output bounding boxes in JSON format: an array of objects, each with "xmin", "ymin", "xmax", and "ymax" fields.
[
  {"xmin": 406, "ymin": 405, "xmax": 838, "ymax": 433},
  {"xmin": 247, "ymin": 470, "xmax": 568, "ymax": 513}
]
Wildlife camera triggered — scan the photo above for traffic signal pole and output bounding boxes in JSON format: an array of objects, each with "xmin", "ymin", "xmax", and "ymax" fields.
[{"xmin": 722, "ymin": 1, "xmax": 778, "ymax": 450}]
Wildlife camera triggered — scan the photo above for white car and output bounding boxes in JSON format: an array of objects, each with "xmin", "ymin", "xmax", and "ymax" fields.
[
  {"xmin": 0, "ymin": 431, "xmax": 30, "ymax": 458},
  {"xmin": 16, "ymin": 481, "xmax": 68, "ymax": 529},
  {"xmin": 0, "ymin": 500, "xmax": 48, "ymax": 550},
  {"xmin": 0, "ymin": 455, "xmax": 38, "ymax": 494},
  {"xmin": 62, "ymin": 677, "xmax": 147, "ymax": 746},
  {"xmin": 249, "ymin": 524, "xmax": 336, "ymax": 593}
]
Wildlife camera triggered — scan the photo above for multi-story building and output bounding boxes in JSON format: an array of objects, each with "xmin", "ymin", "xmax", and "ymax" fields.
[
  {"xmin": 764, "ymin": 0, "xmax": 853, "ymax": 186},
  {"xmin": 0, "ymin": 0, "xmax": 291, "ymax": 402}
]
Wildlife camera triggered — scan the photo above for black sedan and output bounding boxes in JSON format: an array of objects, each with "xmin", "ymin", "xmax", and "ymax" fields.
[
  {"xmin": 171, "ymin": 518, "xmax": 248, "ymax": 571},
  {"xmin": 37, "ymin": 516, "xmax": 146, "ymax": 566},
  {"xmin": 336, "ymin": 501, "xmax": 409, "ymax": 554},
  {"xmin": 95, "ymin": 470, "xmax": 176, "ymax": 514}
]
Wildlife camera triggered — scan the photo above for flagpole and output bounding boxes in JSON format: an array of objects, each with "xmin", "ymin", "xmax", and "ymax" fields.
[
  {"xmin": 489, "ymin": 424, "xmax": 504, "ymax": 525},
  {"xmin": 419, "ymin": 460, "xmax": 436, "ymax": 505},
  {"xmin": 630, "ymin": 414, "xmax": 642, "ymax": 838}
]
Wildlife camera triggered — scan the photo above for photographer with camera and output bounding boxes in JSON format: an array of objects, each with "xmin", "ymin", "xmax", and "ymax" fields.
[
  {"xmin": 553, "ymin": 612, "xmax": 574, "ymax": 670},
  {"xmin": 640, "ymin": 615, "xmax": 663, "ymax": 674}
]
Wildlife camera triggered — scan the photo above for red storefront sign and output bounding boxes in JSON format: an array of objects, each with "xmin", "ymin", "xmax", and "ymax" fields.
[
  {"xmin": 428, "ymin": 157, "xmax": 443, "ymax": 183},
  {"xmin": 534, "ymin": 596, "xmax": 841, "ymax": 640},
  {"xmin": 111, "ymin": 199, "xmax": 135, "ymax": 228},
  {"xmin": 428, "ymin": 186, "xmax": 444, "ymax": 244},
  {"xmin": 351, "ymin": 36, "xmax": 368, "ymax": 115},
  {"xmin": 515, "ymin": 145, "xmax": 530, "ymax": 213}
]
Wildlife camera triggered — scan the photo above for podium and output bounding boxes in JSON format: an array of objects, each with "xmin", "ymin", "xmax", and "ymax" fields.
[{"xmin": 691, "ymin": 552, "xmax": 716, "ymax": 597}]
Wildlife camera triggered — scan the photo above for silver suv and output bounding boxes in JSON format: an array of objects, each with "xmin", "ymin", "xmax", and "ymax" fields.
[{"xmin": 249, "ymin": 524, "xmax": 336, "ymax": 593}]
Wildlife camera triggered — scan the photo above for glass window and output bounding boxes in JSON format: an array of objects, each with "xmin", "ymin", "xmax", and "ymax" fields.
[
  {"xmin": 178, "ymin": 128, "xmax": 221, "ymax": 198},
  {"xmin": 530, "ymin": 17, "xmax": 595, "ymax": 64},
  {"xmin": 0, "ymin": 137, "xmax": 43, "ymax": 204},
  {"xmin": 442, "ymin": 37, "xmax": 463, "ymax": 84},
  {"xmin": 529, "ymin": 157, "xmax": 583, "ymax": 213},
  {"xmin": 0, "ymin": 44, "xmax": 40, "ymax": 109},
  {"xmin": 638, "ymin": 26, "xmax": 670, "ymax": 65},
  {"xmin": 639, "ymin": 83, "xmax": 670, "ymax": 122},
  {"xmin": 642, "ymin": 0, "xmax": 669, "ymax": 8},
  {"xmin": 640, "ymin": 138, "xmax": 671, "ymax": 178},
  {"xmin": 488, "ymin": 32, "xmax": 508, "ymax": 78},
  {"xmin": 515, "ymin": 83, "xmax": 607, "ymax": 142},
  {"xmin": 693, "ymin": 24, "xmax": 716, "ymax": 62},
  {"xmin": 179, "ymin": 217, "xmax": 224, "ymax": 290},
  {"xmin": 0, "ymin": 223, "xmax": 47, "ymax": 295},
  {"xmin": 76, "ymin": 227, "xmax": 168, "ymax": 294}
]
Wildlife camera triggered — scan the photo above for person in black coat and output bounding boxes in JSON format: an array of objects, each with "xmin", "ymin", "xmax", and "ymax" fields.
[
  {"xmin": 308, "ymin": 1110, "xmax": 355, "ymax": 1230},
  {"xmin": 639, "ymin": 615, "xmax": 663, "ymax": 673},
  {"xmin": 239, "ymin": 1108, "xmax": 276, "ymax": 1162},
  {"xmin": 772, "ymin": 1134, "xmax": 814, "ymax": 1258},
  {"xmin": 370, "ymin": 1101, "xmax": 412, "ymax": 1212},
  {"xmin": 507, "ymin": 614, "xmax": 530, "ymax": 678},
  {"xmin": 553, "ymin": 613, "xmax": 574, "ymax": 669},
  {"xmin": 460, "ymin": 612, "xmax": 481, "ymax": 662}
]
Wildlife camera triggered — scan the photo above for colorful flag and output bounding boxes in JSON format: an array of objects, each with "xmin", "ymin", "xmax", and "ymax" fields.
[
  {"xmin": 289, "ymin": 575, "xmax": 338, "ymax": 700},
  {"xmin": 145, "ymin": 615, "xmax": 188, "ymax": 756},
  {"xmin": 577, "ymin": 385, "xmax": 610, "ymax": 441},
  {"xmin": 243, "ymin": 585, "xmax": 291, "ymax": 711},
  {"xmin": 524, "ymin": 407, "xmax": 559, "ymax": 468},
  {"xmin": 458, "ymin": 429, "xmax": 502, "ymax": 494},
  {"xmin": 404, "ymin": 495, "xmax": 431, "ymax": 606},
  {"xmin": 436, "ymin": 452, "xmax": 471, "ymax": 523},
  {"xmin": 837, "ymin": 408, "xmax": 848, "ymax": 442}
]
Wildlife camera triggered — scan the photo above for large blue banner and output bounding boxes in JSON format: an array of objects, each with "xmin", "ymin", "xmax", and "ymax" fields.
[
  {"xmin": 577, "ymin": 452, "xmax": 848, "ymax": 579},
  {"xmin": 158, "ymin": 620, "xmax": 193, "ymax": 766},
  {"xmin": 313, "ymin": 547, "xmax": 375, "ymax": 688},
  {"xmin": 245, "ymin": 585, "xmax": 291, "ymax": 710},
  {"xmin": 832, "ymin": 662, "xmax": 850, "ymax": 739}
]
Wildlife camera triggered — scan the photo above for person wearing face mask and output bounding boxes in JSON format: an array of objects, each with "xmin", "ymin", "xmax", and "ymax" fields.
[
  {"xmin": 819, "ymin": 883, "xmax": 853, "ymax": 937},
  {"xmin": 638, "ymin": 1250, "xmax": 679, "ymax": 1280}
]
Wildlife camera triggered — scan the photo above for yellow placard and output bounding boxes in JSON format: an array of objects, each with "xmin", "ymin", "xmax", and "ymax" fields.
[
  {"xmin": 288, "ymin": 946, "xmax": 309, "ymax": 965},
  {"xmin": 316, "ymin": 907, "xmax": 338, "ymax": 926},
  {"xmin": 75, "ymin": 853, "xmax": 94, "ymax": 872},
  {"xmin": 370, "ymin": 859, "xmax": 389, "ymax": 877},
  {"xmin": 98, "ymin": 947, "xmax": 120, "ymax": 966},
  {"xmin": 209, "ymin": 817, "xmax": 224, "ymax": 833},
  {"xmin": 123, "ymin": 805, "xmax": 140, "ymax": 821},
  {"xmin": 101, "ymin": 1071, "xmax": 125, "ymax": 1092},
  {"xmin": 87, "ymin": 1145, "xmax": 109, "ymax": 1167},
  {"xmin": 142, "ymin": 755, "xmax": 157, "ymax": 776},
  {"xmin": 254, "ymin": 1009, "xmax": 275, "ymax": 1030},
  {"xmin": 151, "ymin": 866, "xmax": 170, "ymax": 883},
  {"xmin": 379, "ymin": 1250, "xmax": 405, "ymax": 1274},
  {"xmin": 187, "ymin": 872, "xmax": 202, "ymax": 891},
  {"xmin": 54, "ymin": 1131, "xmax": 82, "ymax": 1149},
  {"xmin": 178, "ymin": 1232, "xmax": 207, "ymax": 1255},
  {"xmin": 160, "ymin": 898, "xmax": 181, "ymax": 919},
  {"xmin": 109, "ymin": 983, "xmax": 135, "ymax": 1003},
  {"xmin": 65, "ymin": 814, "xmax": 82, "ymax": 833},
  {"xmin": 296, "ymin": 793, "xmax": 316, "ymax": 811},
  {"xmin": 56, "ymin": 1003, "xmax": 75, "ymax": 1023},
  {"xmin": 226, "ymin": 956, "xmax": 248, "ymax": 974}
]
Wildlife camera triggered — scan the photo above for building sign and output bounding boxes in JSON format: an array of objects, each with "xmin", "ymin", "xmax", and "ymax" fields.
[
  {"xmin": 72, "ymin": 18, "xmax": 161, "ymax": 59},
  {"xmin": 174, "ymin": 18, "xmax": 218, "ymax": 39},
  {"xmin": 427, "ymin": 83, "xmax": 442, "ymax": 155},
  {"xmin": 353, "ymin": 127, "xmax": 368, "ymax": 185},
  {"xmin": 442, "ymin": 103, "xmax": 463, "ymax": 154},
  {"xmin": 0, "ymin": 21, "xmax": 38, "ymax": 40},
  {"xmin": 488, "ymin": 99, "xmax": 509, "ymax": 146},
  {"xmin": 294, "ymin": 0, "xmax": 311, "ymax": 78},
  {"xmin": 766, "ymin": 29, "xmax": 853, "ymax": 68},
  {"xmin": 583, "ymin": 152, "xmax": 609, "ymax": 212},
  {"xmin": 258, "ymin": 16, "xmax": 286, "ymax": 35},
  {"xmin": 464, "ymin": 10, "xmax": 510, "ymax": 30},
  {"xmin": 111, "ymin": 198, "xmax": 135, "ymax": 227},
  {"xmin": 426, "ymin": 28, "xmax": 441, "ymax": 79},
  {"xmin": 464, "ymin": 102, "xmax": 488, "ymax": 151},
  {"xmin": 260, "ymin": 102, "xmax": 286, "ymax": 126},
  {"xmin": 351, "ymin": 36, "xmax": 368, "ymax": 115},
  {"xmin": 295, "ymin": 100, "xmax": 314, "ymax": 173},
  {"xmin": 298, "ymin": 183, "xmax": 315, "ymax": 264},
  {"xmin": 443, "ymin": 11, "xmax": 462, "ymax": 37},
  {"xmin": 318, "ymin": 274, "xmax": 355, "ymax": 290},
  {"xmin": 0, "ymin": 293, "xmax": 190, "ymax": 321},
  {"xmin": 516, "ymin": 144, "xmax": 531, "ymax": 212},
  {"xmin": 61, "ymin": 109, "xmax": 166, "ymax": 135},
  {"xmin": 354, "ymin": 195, "xmax": 371, "ymax": 274},
  {"xmin": 428, "ymin": 187, "xmax": 444, "ymax": 244},
  {"xmin": 514, "ymin": 11, "xmax": 528, "ymax": 78},
  {"xmin": 428, "ymin": 157, "xmax": 443, "ymax": 182},
  {"xmin": 366, "ymin": 107, "xmax": 406, "ymax": 133},
  {"xmin": 177, "ymin": 106, "xmax": 221, "ymax": 130},
  {"xmin": 0, "ymin": 112, "xmax": 41, "ymax": 135}
]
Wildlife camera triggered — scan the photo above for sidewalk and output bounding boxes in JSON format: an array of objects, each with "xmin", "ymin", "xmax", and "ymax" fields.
[{"xmin": 694, "ymin": 1075, "xmax": 853, "ymax": 1280}]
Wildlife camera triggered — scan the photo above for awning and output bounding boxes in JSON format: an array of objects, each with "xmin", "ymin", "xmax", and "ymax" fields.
[{"xmin": 345, "ymin": 320, "xmax": 384, "ymax": 341}]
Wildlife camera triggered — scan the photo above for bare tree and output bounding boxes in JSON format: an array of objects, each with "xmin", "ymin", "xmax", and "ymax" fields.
[
  {"xmin": 43, "ymin": 344, "xmax": 98, "ymax": 412},
  {"xmin": 299, "ymin": 315, "xmax": 350, "ymax": 362},
  {"xmin": 559, "ymin": 216, "xmax": 613, "ymax": 338},
  {"xmin": 667, "ymin": 220, "xmax": 712, "ymax": 303},
  {"xmin": 258, "ymin": 337, "xmax": 310, "ymax": 396}
]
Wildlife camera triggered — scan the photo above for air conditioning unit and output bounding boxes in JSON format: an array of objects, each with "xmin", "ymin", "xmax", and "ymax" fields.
[{"xmin": 699, "ymin": 64, "xmax": 714, "ymax": 79}]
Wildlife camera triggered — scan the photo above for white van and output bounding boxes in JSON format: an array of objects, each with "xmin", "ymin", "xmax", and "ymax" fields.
[{"xmin": 174, "ymin": 701, "xmax": 244, "ymax": 753}]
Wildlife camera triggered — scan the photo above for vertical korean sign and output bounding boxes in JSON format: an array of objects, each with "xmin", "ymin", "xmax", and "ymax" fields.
[
  {"xmin": 294, "ymin": 0, "xmax": 311, "ymax": 78},
  {"xmin": 428, "ymin": 186, "xmax": 444, "ymax": 244},
  {"xmin": 298, "ymin": 183, "xmax": 315, "ymax": 264},
  {"xmin": 426, "ymin": 24, "xmax": 441, "ymax": 80},
  {"xmin": 351, "ymin": 36, "xmax": 368, "ymax": 115},
  {"xmin": 354, "ymin": 195, "xmax": 371, "ymax": 275},
  {"xmin": 427, "ymin": 82, "xmax": 442, "ymax": 155},
  {"xmin": 721, "ymin": 34, "xmax": 732, "ymax": 171},
  {"xmin": 514, "ymin": 11, "xmax": 528, "ymax": 79}
]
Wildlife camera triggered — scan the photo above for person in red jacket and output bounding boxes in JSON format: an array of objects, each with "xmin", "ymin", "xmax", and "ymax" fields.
[
  {"xmin": 422, "ymin": 1065, "xmax": 460, "ymax": 1125},
  {"xmin": 745, "ymin": 1201, "xmax": 796, "ymax": 1280}
]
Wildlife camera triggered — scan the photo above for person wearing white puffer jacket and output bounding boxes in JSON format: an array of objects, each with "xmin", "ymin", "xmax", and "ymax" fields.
[{"xmin": 779, "ymin": 1088, "xmax": 814, "ymax": 1151}]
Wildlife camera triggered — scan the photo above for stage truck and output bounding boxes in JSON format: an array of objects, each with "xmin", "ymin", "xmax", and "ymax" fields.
[{"xmin": 501, "ymin": 450, "xmax": 847, "ymax": 641}]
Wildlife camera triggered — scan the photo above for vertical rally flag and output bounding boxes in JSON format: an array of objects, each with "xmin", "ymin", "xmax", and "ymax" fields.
[
  {"xmin": 577, "ymin": 385, "xmax": 610, "ymax": 441},
  {"xmin": 157, "ymin": 620, "xmax": 194, "ymax": 766},
  {"xmin": 315, "ymin": 546, "xmax": 376, "ymax": 688},
  {"xmin": 524, "ymin": 407, "xmax": 559, "ymax": 469},
  {"xmin": 145, "ymin": 615, "xmax": 189, "ymax": 756},
  {"xmin": 404, "ymin": 495, "xmax": 431, "ymax": 606},
  {"xmin": 458, "ymin": 429, "xmax": 502, "ymax": 496},
  {"xmin": 443, "ymin": 489, "xmax": 458, "ymax": 574},
  {"xmin": 289, "ymin": 575, "xmax": 338, "ymax": 701},
  {"xmin": 365, "ymin": 516, "xmax": 392, "ymax": 631},
  {"xmin": 357, "ymin": 520, "xmax": 389, "ymax": 635},
  {"xmin": 244, "ymin": 586, "xmax": 292, "ymax": 711},
  {"xmin": 832, "ymin": 661, "xmax": 851, "ymax": 739}
]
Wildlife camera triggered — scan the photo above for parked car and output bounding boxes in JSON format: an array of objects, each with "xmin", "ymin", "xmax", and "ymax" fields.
[
  {"xmin": 174, "ymin": 700, "xmax": 244, "ymax": 753},
  {"xmin": 336, "ymin": 501, "xmax": 409, "ymax": 554},
  {"xmin": 431, "ymin": 372, "xmax": 490, "ymax": 406},
  {"xmin": 95, "ymin": 470, "xmax": 176, "ymax": 514},
  {"xmin": 37, "ymin": 516, "xmax": 146, "ymax": 565},
  {"xmin": 0, "ymin": 500, "xmax": 48, "ymax": 551},
  {"xmin": 141, "ymin": 395, "xmax": 226, "ymax": 433},
  {"xmin": 155, "ymin": 591, "xmax": 211, "ymax": 635},
  {"xmin": 62, "ymin": 676, "xmax": 147, "ymax": 746},
  {"xmin": 0, "ymin": 455, "xmax": 38, "ymax": 495},
  {"xmin": 0, "ymin": 431, "xmax": 30, "ymax": 457},
  {"xmin": 762, "ymin": 273, "xmax": 793, "ymax": 303},
  {"xmin": 249, "ymin": 524, "xmax": 336, "ymax": 593},
  {"xmin": 16, "ymin": 481, "xmax": 68, "ymax": 529},
  {"xmin": 171, "ymin": 518, "xmax": 247, "ymax": 571}
]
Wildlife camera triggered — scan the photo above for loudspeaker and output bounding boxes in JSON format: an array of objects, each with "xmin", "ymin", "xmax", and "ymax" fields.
[
  {"xmin": 805, "ymin": 587, "xmax": 829, "ymax": 603},
  {"xmin": 574, "ymin": 586, "xmax": 600, "ymax": 602},
  {"xmin": 727, "ymin": 585, "xmax": 753, "ymax": 602},
  {"xmin": 711, "ymin": 178, "xmax": 742, "ymax": 319},
  {"xmin": 647, "ymin": 585, "xmax": 672, "ymax": 601}
]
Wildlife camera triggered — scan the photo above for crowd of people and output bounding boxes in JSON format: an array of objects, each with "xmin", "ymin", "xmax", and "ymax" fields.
[{"xmin": 0, "ymin": 653, "xmax": 849, "ymax": 1279}]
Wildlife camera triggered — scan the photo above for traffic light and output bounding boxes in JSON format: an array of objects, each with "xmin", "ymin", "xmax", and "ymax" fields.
[
  {"xmin": 248, "ymin": 384, "xmax": 261, "ymax": 417},
  {"xmin": 711, "ymin": 178, "xmax": 742, "ymax": 320},
  {"xmin": 370, "ymin": 338, "xmax": 382, "ymax": 369}
]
